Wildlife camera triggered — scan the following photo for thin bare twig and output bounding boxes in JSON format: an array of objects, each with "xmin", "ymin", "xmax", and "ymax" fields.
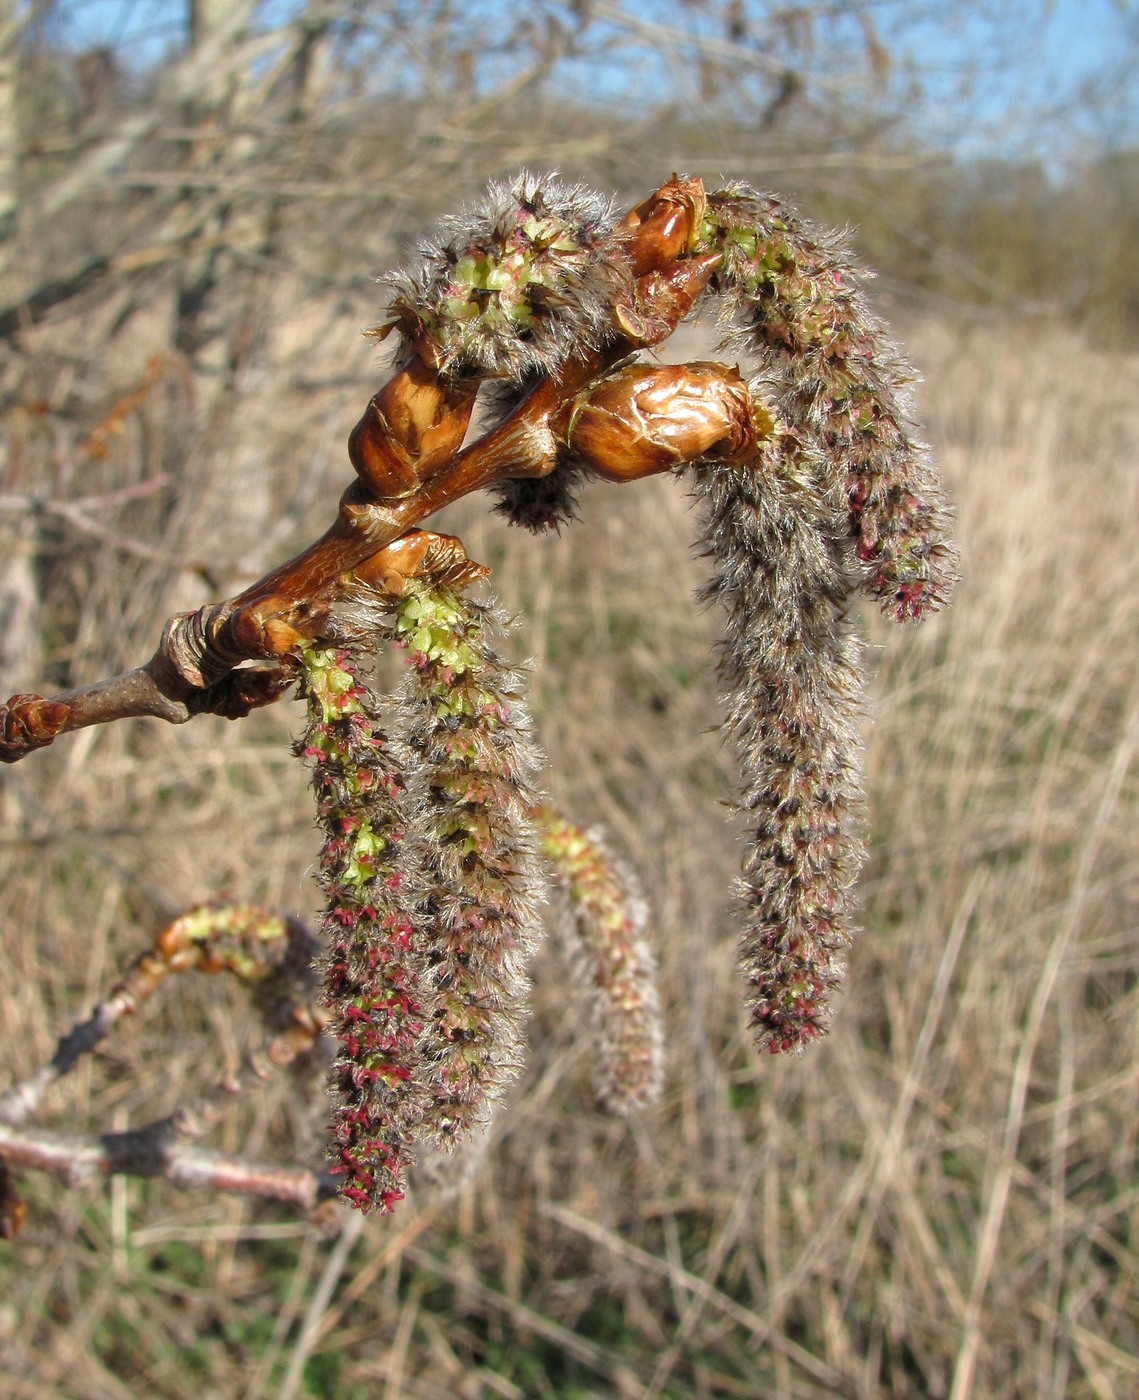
[{"xmin": 0, "ymin": 1120, "xmax": 331, "ymax": 1209}]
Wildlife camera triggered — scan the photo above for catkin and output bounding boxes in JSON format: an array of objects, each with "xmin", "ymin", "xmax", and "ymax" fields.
[
  {"xmin": 692, "ymin": 413, "xmax": 865, "ymax": 1053},
  {"xmin": 297, "ymin": 644, "xmax": 430, "ymax": 1213},
  {"xmin": 536, "ymin": 809, "xmax": 665, "ymax": 1114},
  {"xmin": 393, "ymin": 586, "xmax": 545, "ymax": 1147},
  {"xmin": 700, "ymin": 183, "xmax": 958, "ymax": 621}
]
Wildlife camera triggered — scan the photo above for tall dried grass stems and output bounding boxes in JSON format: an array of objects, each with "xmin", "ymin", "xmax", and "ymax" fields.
[{"xmin": 0, "ymin": 235, "xmax": 1136, "ymax": 1397}]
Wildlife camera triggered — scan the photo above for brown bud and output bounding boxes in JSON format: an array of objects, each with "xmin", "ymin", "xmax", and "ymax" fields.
[
  {"xmin": 565, "ymin": 362, "xmax": 756, "ymax": 482},
  {"xmin": 615, "ymin": 253, "xmax": 721, "ymax": 349},
  {"xmin": 349, "ymin": 530, "xmax": 489, "ymax": 598},
  {"xmin": 348, "ymin": 359, "xmax": 478, "ymax": 500},
  {"xmin": 618, "ymin": 175, "xmax": 709, "ymax": 276},
  {"xmin": 0, "ymin": 693, "xmax": 71, "ymax": 761}
]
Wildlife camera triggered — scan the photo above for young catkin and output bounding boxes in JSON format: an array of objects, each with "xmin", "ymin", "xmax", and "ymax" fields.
[
  {"xmin": 297, "ymin": 645, "xmax": 430, "ymax": 1213},
  {"xmin": 382, "ymin": 171, "xmax": 623, "ymax": 383},
  {"xmin": 484, "ymin": 373, "xmax": 592, "ymax": 534},
  {"xmin": 691, "ymin": 411, "xmax": 865, "ymax": 1054},
  {"xmin": 699, "ymin": 184, "xmax": 958, "ymax": 621},
  {"xmin": 393, "ymin": 586, "xmax": 545, "ymax": 1147},
  {"xmin": 535, "ymin": 809, "xmax": 665, "ymax": 1114}
]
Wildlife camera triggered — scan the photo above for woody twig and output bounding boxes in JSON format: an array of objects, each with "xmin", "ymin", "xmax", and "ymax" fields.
[
  {"xmin": 0, "ymin": 177, "xmax": 756, "ymax": 762},
  {"xmin": 0, "ymin": 905, "xmax": 336, "ymax": 1229}
]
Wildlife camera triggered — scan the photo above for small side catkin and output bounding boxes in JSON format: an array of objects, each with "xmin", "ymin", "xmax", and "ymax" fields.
[
  {"xmin": 483, "ymin": 372, "xmax": 592, "ymax": 534},
  {"xmin": 297, "ymin": 645, "xmax": 430, "ymax": 1213},
  {"xmin": 150, "ymin": 901, "xmax": 319, "ymax": 1030},
  {"xmin": 379, "ymin": 171, "xmax": 634, "ymax": 535},
  {"xmin": 698, "ymin": 184, "xmax": 958, "ymax": 621},
  {"xmin": 535, "ymin": 809, "xmax": 665, "ymax": 1114},
  {"xmin": 394, "ymin": 586, "xmax": 545, "ymax": 1148},
  {"xmin": 692, "ymin": 408, "xmax": 865, "ymax": 1054}
]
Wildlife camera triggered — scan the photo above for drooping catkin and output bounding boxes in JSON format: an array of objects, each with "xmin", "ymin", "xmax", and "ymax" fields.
[
  {"xmin": 535, "ymin": 809, "xmax": 665, "ymax": 1114},
  {"xmin": 691, "ymin": 408, "xmax": 865, "ymax": 1054},
  {"xmin": 296, "ymin": 645, "xmax": 430, "ymax": 1213},
  {"xmin": 698, "ymin": 184, "xmax": 958, "ymax": 621},
  {"xmin": 393, "ymin": 586, "xmax": 545, "ymax": 1147}
]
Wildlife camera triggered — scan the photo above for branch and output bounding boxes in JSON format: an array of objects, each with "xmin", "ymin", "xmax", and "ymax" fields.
[
  {"xmin": 0, "ymin": 1122, "xmax": 332, "ymax": 1210},
  {"xmin": 0, "ymin": 903, "xmax": 336, "ymax": 1230},
  {"xmin": 0, "ymin": 1001, "xmax": 330, "ymax": 1213},
  {"xmin": 0, "ymin": 176, "xmax": 723, "ymax": 762},
  {"xmin": 0, "ymin": 901, "xmax": 322, "ymax": 1126}
]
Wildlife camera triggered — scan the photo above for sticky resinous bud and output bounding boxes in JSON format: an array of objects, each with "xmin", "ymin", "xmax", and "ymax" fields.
[{"xmin": 562, "ymin": 362, "xmax": 763, "ymax": 482}]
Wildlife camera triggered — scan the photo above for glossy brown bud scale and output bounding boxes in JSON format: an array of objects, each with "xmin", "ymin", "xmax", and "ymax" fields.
[{"xmin": 566, "ymin": 363, "xmax": 758, "ymax": 483}]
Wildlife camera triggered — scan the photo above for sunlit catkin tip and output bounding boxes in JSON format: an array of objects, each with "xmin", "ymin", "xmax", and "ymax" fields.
[{"xmin": 536, "ymin": 808, "xmax": 665, "ymax": 1114}]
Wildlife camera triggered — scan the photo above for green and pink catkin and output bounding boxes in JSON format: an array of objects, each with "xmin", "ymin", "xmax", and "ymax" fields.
[
  {"xmin": 297, "ymin": 643, "xmax": 428, "ymax": 1213},
  {"xmin": 297, "ymin": 586, "xmax": 546, "ymax": 1211},
  {"xmin": 393, "ymin": 588, "xmax": 545, "ymax": 1149}
]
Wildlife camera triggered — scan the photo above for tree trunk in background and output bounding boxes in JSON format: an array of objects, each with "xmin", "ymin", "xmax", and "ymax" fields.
[
  {"xmin": 0, "ymin": 513, "xmax": 40, "ymax": 693},
  {"xmin": 167, "ymin": 0, "xmax": 275, "ymax": 598},
  {"xmin": 290, "ymin": 10, "xmax": 333, "ymax": 122},
  {"xmin": 0, "ymin": 0, "xmax": 19, "ymax": 232},
  {"xmin": 0, "ymin": 7, "xmax": 34, "ymax": 707},
  {"xmin": 189, "ymin": 0, "xmax": 250, "ymax": 49},
  {"xmin": 188, "ymin": 0, "xmax": 255, "ymax": 109}
]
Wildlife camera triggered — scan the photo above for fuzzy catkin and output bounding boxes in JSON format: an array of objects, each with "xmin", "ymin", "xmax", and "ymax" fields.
[
  {"xmin": 699, "ymin": 184, "xmax": 958, "ymax": 621},
  {"xmin": 381, "ymin": 171, "xmax": 633, "ymax": 533},
  {"xmin": 692, "ymin": 411, "xmax": 865, "ymax": 1053},
  {"xmin": 484, "ymin": 373, "xmax": 591, "ymax": 533},
  {"xmin": 535, "ymin": 810, "xmax": 665, "ymax": 1114},
  {"xmin": 297, "ymin": 645, "xmax": 430, "ymax": 1213},
  {"xmin": 383, "ymin": 171, "xmax": 625, "ymax": 382},
  {"xmin": 393, "ymin": 587, "xmax": 545, "ymax": 1147}
]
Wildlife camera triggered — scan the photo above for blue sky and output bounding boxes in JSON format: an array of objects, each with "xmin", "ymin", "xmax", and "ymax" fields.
[{"xmin": 44, "ymin": 0, "xmax": 1139, "ymax": 160}]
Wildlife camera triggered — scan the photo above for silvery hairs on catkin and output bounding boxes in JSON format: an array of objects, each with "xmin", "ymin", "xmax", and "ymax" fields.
[
  {"xmin": 688, "ymin": 184, "xmax": 956, "ymax": 1050},
  {"xmin": 691, "ymin": 412, "xmax": 865, "ymax": 1054},
  {"xmin": 296, "ymin": 617, "xmax": 432, "ymax": 1214},
  {"xmin": 384, "ymin": 171, "xmax": 629, "ymax": 533},
  {"xmin": 391, "ymin": 586, "xmax": 547, "ymax": 1149},
  {"xmin": 375, "ymin": 172, "xmax": 958, "ymax": 1061}
]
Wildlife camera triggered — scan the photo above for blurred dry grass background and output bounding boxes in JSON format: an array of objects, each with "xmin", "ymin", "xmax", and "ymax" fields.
[
  {"xmin": 2, "ymin": 4, "xmax": 1139, "ymax": 1397},
  {"xmin": 3, "ymin": 278, "xmax": 1139, "ymax": 1400}
]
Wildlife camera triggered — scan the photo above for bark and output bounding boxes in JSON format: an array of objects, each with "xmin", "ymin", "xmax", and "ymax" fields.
[{"xmin": 0, "ymin": 0, "xmax": 18, "ymax": 230}]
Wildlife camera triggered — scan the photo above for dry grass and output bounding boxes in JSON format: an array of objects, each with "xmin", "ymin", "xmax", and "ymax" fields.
[{"xmin": 1, "ymin": 283, "xmax": 1138, "ymax": 1398}]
